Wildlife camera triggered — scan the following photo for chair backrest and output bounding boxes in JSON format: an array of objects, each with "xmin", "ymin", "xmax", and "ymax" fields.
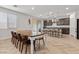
[
  {"xmin": 11, "ymin": 31, "xmax": 16, "ymax": 38},
  {"xmin": 23, "ymin": 35, "xmax": 28, "ymax": 41},
  {"xmin": 11, "ymin": 31, "xmax": 29, "ymax": 42},
  {"xmin": 11, "ymin": 31, "xmax": 14, "ymax": 37},
  {"xmin": 17, "ymin": 33, "xmax": 22, "ymax": 41},
  {"xmin": 14, "ymin": 32, "xmax": 17, "ymax": 39},
  {"xmin": 24, "ymin": 35, "xmax": 30, "ymax": 44},
  {"xmin": 17, "ymin": 33, "xmax": 28, "ymax": 42}
]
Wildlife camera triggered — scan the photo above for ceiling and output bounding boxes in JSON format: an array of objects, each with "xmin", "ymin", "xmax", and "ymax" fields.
[
  {"xmin": 4, "ymin": 5, "xmax": 79, "ymax": 19},
  {"xmin": 17, "ymin": 5, "xmax": 79, "ymax": 19}
]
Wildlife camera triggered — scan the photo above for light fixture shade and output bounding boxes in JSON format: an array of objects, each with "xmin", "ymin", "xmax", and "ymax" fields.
[
  {"xmin": 32, "ymin": 7, "xmax": 35, "ymax": 10},
  {"xmin": 66, "ymin": 7, "xmax": 69, "ymax": 10}
]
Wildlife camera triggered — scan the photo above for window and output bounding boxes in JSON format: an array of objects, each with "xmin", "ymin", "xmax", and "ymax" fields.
[
  {"xmin": 0, "ymin": 12, "xmax": 17, "ymax": 29},
  {"xmin": 0, "ymin": 12, "xmax": 7, "ymax": 29},
  {"xmin": 8, "ymin": 14, "xmax": 17, "ymax": 28}
]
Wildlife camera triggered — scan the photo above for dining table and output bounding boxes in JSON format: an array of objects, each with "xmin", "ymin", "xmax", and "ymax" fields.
[{"xmin": 16, "ymin": 30, "xmax": 46, "ymax": 54}]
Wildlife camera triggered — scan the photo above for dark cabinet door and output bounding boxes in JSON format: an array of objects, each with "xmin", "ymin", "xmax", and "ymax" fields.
[
  {"xmin": 62, "ymin": 28, "xmax": 69, "ymax": 34},
  {"xmin": 43, "ymin": 21, "xmax": 47, "ymax": 28},
  {"xmin": 77, "ymin": 19, "xmax": 79, "ymax": 39}
]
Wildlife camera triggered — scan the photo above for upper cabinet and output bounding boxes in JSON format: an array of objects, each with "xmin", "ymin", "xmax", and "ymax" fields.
[
  {"xmin": 57, "ymin": 18, "xmax": 70, "ymax": 25},
  {"xmin": 43, "ymin": 18, "xmax": 70, "ymax": 28}
]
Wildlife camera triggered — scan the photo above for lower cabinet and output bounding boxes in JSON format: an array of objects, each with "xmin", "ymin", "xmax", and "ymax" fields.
[{"xmin": 62, "ymin": 28, "xmax": 69, "ymax": 34}]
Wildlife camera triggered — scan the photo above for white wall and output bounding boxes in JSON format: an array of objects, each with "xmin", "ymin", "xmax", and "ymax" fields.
[
  {"xmin": 37, "ymin": 20, "xmax": 43, "ymax": 31},
  {"xmin": 0, "ymin": 7, "xmax": 30, "ymax": 39},
  {"xmin": 0, "ymin": 5, "xmax": 27, "ymax": 14},
  {"xmin": 70, "ymin": 12, "xmax": 77, "ymax": 38}
]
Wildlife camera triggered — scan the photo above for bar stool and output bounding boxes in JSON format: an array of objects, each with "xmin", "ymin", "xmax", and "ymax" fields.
[
  {"xmin": 51, "ymin": 29, "xmax": 54, "ymax": 37},
  {"xmin": 55, "ymin": 29, "xmax": 59, "ymax": 37},
  {"xmin": 48, "ymin": 29, "xmax": 51, "ymax": 36},
  {"xmin": 58, "ymin": 28, "xmax": 62, "ymax": 38},
  {"xmin": 46, "ymin": 29, "xmax": 49, "ymax": 35}
]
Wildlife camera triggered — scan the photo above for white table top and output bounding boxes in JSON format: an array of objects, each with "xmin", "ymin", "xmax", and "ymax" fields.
[{"xmin": 30, "ymin": 32, "xmax": 44, "ymax": 37}]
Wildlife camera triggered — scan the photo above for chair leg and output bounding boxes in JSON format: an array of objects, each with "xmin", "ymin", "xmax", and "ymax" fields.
[
  {"xmin": 15, "ymin": 40, "xmax": 17, "ymax": 48},
  {"xmin": 12, "ymin": 38, "xmax": 14, "ymax": 44},
  {"xmin": 21, "ymin": 42, "xmax": 24, "ymax": 53},
  {"xmin": 25, "ymin": 44, "xmax": 27, "ymax": 54},
  {"xmin": 16, "ymin": 40, "xmax": 19, "ymax": 48},
  {"xmin": 11, "ymin": 38, "xmax": 13, "ymax": 43},
  {"xmin": 13, "ymin": 39, "xmax": 15, "ymax": 45},
  {"xmin": 19, "ymin": 41, "xmax": 21, "ymax": 51},
  {"xmin": 14, "ymin": 39, "xmax": 16, "ymax": 45},
  {"xmin": 33, "ymin": 40, "xmax": 36, "ymax": 51},
  {"xmin": 43, "ymin": 39, "xmax": 45, "ymax": 46}
]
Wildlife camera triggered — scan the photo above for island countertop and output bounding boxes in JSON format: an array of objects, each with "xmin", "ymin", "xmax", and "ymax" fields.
[{"xmin": 46, "ymin": 25, "xmax": 69, "ymax": 28}]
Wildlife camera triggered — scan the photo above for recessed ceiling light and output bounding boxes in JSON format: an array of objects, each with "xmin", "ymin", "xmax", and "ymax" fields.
[
  {"xmin": 66, "ymin": 7, "xmax": 69, "ymax": 10},
  {"xmin": 39, "ymin": 14, "xmax": 42, "ymax": 17},
  {"xmin": 49, "ymin": 11, "xmax": 53, "ymax": 15},
  {"xmin": 32, "ymin": 7, "xmax": 35, "ymax": 10}
]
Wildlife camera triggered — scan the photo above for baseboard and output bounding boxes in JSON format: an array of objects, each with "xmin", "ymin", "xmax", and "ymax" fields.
[{"xmin": 0, "ymin": 36, "xmax": 11, "ymax": 40}]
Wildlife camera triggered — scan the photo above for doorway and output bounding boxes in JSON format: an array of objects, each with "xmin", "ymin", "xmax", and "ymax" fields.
[{"xmin": 77, "ymin": 19, "xmax": 79, "ymax": 39}]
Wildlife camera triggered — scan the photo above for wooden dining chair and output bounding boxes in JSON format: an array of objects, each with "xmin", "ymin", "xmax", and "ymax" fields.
[
  {"xmin": 21, "ymin": 35, "xmax": 42, "ymax": 53},
  {"xmin": 11, "ymin": 31, "xmax": 17, "ymax": 46},
  {"xmin": 16, "ymin": 33, "xmax": 30, "ymax": 53},
  {"xmin": 16, "ymin": 33, "xmax": 23, "ymax": 53},
  {"xmin": 11, "ymin": 31, "xmax": 31, "ymax": 53},
  {"xmin": 21, "ymin": 35, "xmax": 29, "ymax": 53},
  {"xmin": 14, "ymin": 32, "xmax": 19, "ymax": 48},
  {"xmin": 15, "ymin": 33, "xmax": 21, "ymax": 48},
  {"xmin": 34, "ymin": 35, "xmax": 45, "ymax": 51}
]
